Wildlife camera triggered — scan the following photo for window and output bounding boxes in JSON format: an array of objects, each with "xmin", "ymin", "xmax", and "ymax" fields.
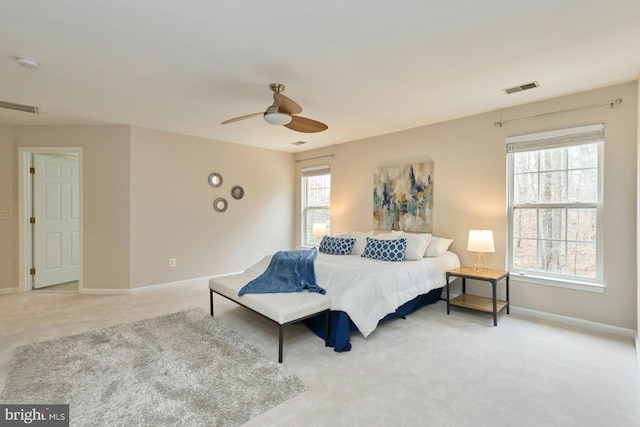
[
  {"xmin": 506, "ymin": 124, "xmax": 603, "ymax": 288},
  {"xmin": 301, "ymin": 165, "xmax": 331, "ymax": 246}
]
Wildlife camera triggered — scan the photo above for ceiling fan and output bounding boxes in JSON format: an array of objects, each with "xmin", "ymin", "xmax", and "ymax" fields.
[{"xmin": 221, "ymin": 83, "xmax": 328, "ymax": 133}]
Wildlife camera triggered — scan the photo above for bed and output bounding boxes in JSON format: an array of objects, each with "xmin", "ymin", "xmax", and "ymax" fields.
[{"xmin": 239, "ymin": 233, "xmax": 459, "ymax": 351}]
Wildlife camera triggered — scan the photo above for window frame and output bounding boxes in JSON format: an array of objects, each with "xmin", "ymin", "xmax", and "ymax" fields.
[
  {"xmin": 301, "ymin": 165, "xmax": 331, "ymax": 247},
  {"xmin": 506, "ymin": 124, "xmax": 605, "ymax": 292}
]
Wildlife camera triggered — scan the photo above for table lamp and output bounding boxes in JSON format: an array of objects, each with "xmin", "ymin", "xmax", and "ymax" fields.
[
  {"xmin": 467, "ymin": 229, "xmax": 495, "ymax": 271},
  {"xmin": 312, "ymin": 223, "xmax": 328, "ymax": 245}
]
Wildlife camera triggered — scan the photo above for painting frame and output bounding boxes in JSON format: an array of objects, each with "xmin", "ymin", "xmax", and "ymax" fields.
[{"xmin": 373, "ymin": 162, "xmax": 434, "ymax": 232}]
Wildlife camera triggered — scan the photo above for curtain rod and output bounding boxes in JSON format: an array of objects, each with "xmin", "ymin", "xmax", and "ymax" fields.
[
  {"xmin": 494, "ymin": 98, "xmax": 622, "ymax": 127},
  {"xmin": 295, "ymin": 153, "xmax": 335, "ymax": 163}
]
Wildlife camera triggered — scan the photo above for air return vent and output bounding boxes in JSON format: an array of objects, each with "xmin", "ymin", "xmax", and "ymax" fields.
[
  {"xmin": 502, "ymin": 81, "xmax": 539, "ymax": 95},
  {"xmin": 0, "ymin": 100, "xmax": 39, "ymax": 114}
]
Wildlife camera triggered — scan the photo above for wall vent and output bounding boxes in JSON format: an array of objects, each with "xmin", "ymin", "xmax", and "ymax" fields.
[
  {"xmin": 503, "ymin": 81, "xmax": 539, "ymax": 95},
  {"xmin": 0, "ymin": 100, "xmax": 39, "ymax": 114}
]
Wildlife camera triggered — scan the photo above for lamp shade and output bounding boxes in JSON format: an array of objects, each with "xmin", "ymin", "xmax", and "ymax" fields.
[
  {"xmin": 312, "ymin": 223, "xmax": 328, "ymax": 237},
  {"xmin": 467, "ymin": 230, "xmax": 495, "ymax": 252}
]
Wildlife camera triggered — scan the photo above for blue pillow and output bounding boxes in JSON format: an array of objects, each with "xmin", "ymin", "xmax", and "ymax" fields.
[
  {"xmin": 318, "ymin": 236, "xmax": 356, "ymax": 255},
  {"xmin": 361, "ymin": 237, "xmax": 407, "ymax": 262}
]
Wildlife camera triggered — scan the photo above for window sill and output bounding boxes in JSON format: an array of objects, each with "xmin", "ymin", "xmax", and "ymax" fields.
[{"xmin": 509, "ymin": 272, "xmax": 605, "ymax": 293}]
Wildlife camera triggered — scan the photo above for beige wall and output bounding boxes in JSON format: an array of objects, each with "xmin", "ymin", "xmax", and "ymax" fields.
[
  {"xmin": 2, "ymin": 125, "xmax": 295, "ymax": 293},
  {"xmin": 129, "ymin": 126, "xmax": 295, "ymax": 288},
  {"xmin": 12, "ymin": 126, "xmax": 132, "ymax": 291},
  {"xmin": 296, "ymin": 81, "xmax": 638, "ymax": 329},
  {"xmin": 637, "ymin": 74, "xmax": 640, "ymax": 337},
  {"xmin": 0, "ymin": 126, "xmax": 13, "ymax": 291}
]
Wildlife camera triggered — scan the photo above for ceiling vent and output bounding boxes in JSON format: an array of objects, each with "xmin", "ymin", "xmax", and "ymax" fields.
[
  {"xmin": 0, "ymin": 100, "xmax": 39, "ymax": 114},
  {"xmin": 503, "ymin": 81, "xmax": 539, "ymax": 95}
]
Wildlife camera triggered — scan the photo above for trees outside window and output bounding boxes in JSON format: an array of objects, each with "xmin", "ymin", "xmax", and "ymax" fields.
[{"xmin": 507, "ymin": 124, "xmax": 603, "ymax": 285}]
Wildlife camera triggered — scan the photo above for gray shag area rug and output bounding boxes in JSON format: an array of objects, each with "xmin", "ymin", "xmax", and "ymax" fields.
[{"xmin": 1, "ymin": 309, "xmax": 307, "ymax": 426}]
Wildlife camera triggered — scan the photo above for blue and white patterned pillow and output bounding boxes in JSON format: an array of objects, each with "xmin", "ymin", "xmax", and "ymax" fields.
[
  {"xmin": 361, "ymin": 237, "xmax": 407, "ymax": 262},
  {"xmin": 319, "ymin": 236, "xmax": 356, "ymax": 255}
]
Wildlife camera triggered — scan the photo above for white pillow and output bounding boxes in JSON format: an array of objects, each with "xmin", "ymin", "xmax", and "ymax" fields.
[
  {"xmin": 424, "ymin": 236, "xmax": 454, "ymax": 257},
  {"xmin": 374, "ymin": 232, "xmax": 397, "ymax": 240},
  {"xmin": 401, "ymin": 232, "xmax": 432, "ymax": 260},
  {"xmin": 380, "ymin": 231, "xmax": 431, "ymax": 260},
  {"xmin": 334, "ymin": 230, "xmax": 374, "ymax": 255}
]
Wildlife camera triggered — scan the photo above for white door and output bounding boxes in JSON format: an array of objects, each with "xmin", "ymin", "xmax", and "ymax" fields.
[{"xmin": 33, "ymin": 154, "xmax": 80, "ymax": 288}]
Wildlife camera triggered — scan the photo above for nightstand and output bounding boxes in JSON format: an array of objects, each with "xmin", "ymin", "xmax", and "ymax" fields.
[{"xmin": 446, "ymin": 267, "xmax": 509, "ymax": 326}]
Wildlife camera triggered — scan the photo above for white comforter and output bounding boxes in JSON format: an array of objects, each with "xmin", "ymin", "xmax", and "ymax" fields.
[{"xmin": 244, "ymin": 251, "xmax": 460, "ymax": 337}]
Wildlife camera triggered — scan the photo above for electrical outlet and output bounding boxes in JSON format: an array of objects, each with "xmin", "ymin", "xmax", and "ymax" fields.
[
  {"xmin": 169, "ymin": 258, "xmax": 176, "ymax": 267},
  {"xmin": 0, "ymin": 211, "xmax": 10, "ymax": 219}
]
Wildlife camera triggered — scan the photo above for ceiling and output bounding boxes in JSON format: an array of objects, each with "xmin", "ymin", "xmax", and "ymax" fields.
[{"xmin": 1, "ymin": 1, "xmax": 639, "ymax": 153}]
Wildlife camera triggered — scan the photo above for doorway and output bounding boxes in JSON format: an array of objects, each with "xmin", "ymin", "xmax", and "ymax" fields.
[{"xmin": 18, "ymin": 148, "xmax": 83, "ymax": 293}]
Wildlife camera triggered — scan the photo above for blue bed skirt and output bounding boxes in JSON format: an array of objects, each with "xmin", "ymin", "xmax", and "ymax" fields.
[{"xmin": 302, "ymin": 287, "xmax": 443, "ymax": 352}]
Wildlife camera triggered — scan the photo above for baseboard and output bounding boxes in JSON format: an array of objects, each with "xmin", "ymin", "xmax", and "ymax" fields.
[
  {"xmin": 128, "ymin": 271, "xmax": 244, "ymax": 294},
  {"xmin": 129, "ymin": 276, "xmax": 209, "ymax": 294},
  {"xmin": 510, "ymin": 305, "xmax": 635, "ymax": 338},
  {"xmin": 68, "ymin": 272, "xmax": 245, "ymax": 295},
  {"xmin": 80, "ymin": 288, "xmax": 131, "ymax": 295},
  {"xmin": 0, "ymin": 287, "xmax": 17, "ymax": 295}
]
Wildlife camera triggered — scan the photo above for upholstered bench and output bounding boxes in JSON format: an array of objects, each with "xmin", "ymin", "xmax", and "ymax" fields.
[{"xmin": 209, "ymin": 272, "xmax": 331, "ymax": 363}]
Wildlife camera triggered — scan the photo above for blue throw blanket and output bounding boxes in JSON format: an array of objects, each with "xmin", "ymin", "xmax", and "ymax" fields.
[{"xmin": 238, "ymin": 247, "xmax": 326, "ymax": 296}]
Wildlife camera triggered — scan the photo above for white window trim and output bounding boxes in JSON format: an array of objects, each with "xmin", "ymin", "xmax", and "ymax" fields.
[
  {"xmin": 510, "ymin": 272, "xmax": 605, "ymax": 293},
  {"xmin": 506, "ymin": 124, "xmax": 605, "ymax": 291},
  {"xmin": 301, "ymin": 165, "xmax": 331, "ymax": 247}
]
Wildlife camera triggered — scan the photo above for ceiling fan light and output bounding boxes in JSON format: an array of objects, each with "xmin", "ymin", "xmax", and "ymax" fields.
[{"xmin": 264, "ymin": 112, "xmax": 292, "ymax": 126}]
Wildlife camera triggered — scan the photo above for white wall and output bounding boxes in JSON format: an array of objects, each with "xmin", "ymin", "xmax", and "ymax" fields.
[{"xmin": 296, "ymin": 81, "xmax": 638, "ymax": 329}]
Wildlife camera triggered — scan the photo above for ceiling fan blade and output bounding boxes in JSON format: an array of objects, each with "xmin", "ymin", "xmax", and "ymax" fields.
[
  {"xmin": 274, "ymin": 93, "xmax": 302, "ymax": 115},
  {"xmin": 285, "ymin": 116, "xmax": 328, "ymax": 133},
  {"xmin": 221, "ymin": 112, "xmax": 263, "ymax": 125}
]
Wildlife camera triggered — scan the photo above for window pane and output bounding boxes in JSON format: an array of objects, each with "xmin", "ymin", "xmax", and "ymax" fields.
[
  {"xmin": 538, "ymin": 240, "xmax": 565, "ymax": 274},
  {"xmin": 568, "ymin": 169, "xmax": 597, "ymax": 202},
  {"xmin": 507, "ymin": 131, "xmax": 601, "ymax": 282},
  {"xmin": 514, "ymin": 173, "xmax": 539, "ymax": 204},
  {"xmin": 513, "ymin": 208, "xmax": 537, "ymax": 238},
  {"xmin": 567, "ymin": 209, "xmax": 596, "ymax": 242},
  {"xmin": 539, "ymin": 208, "xmax": 565, "ymax": 240},
  {"xmin": 303, "ymin": 172, "xmax": 331, "ymax": 246},
  {"xmin": 568, "ymin": 144, "xmax": 597, "ymax": 169},
  {"xmin": 513, "ymin": 238, "xmax": 537, "ymax": 271},
  {"xmin": 567, "ymin": 242, "xmax": 596, "ymax": 278},
  {"xmin": 539, "ymin": 171, "xmax": 566, "ymax": 202},
  {"xmin": 514, "ymin": 152, "xmax": 539, "ymax": 174},
  {"xmin": 307, "ymin": 174, "xmax": 331, "ymax": 206},
  {"xmin": 540, "ymin": 147, "xmax": 566, "ymax": 171}
]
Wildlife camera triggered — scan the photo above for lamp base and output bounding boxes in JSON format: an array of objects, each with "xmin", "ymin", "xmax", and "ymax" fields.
[{"xmin": 471, "ymin": 252, "xmax": 490, "ymax": 272}]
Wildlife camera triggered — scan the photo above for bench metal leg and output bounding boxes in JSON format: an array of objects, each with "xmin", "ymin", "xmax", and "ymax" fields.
[
  {"xmin": 210, "ymin": 289, "xmax": 330, "ymax": 364},
  {"xmin": 278, "ymin": 324, "xmax": 284, "ymax": 363}
]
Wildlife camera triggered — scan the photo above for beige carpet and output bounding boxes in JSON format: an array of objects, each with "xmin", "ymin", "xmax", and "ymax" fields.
[{"xmin": 1, "ymin": 282, "xmax": 638, "ymax": 426}]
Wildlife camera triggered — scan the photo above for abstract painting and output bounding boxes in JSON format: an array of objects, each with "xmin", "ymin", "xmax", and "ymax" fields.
[{"xmin": 373, "ymin": 162, "xmax": 434, "ymax": 232}]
